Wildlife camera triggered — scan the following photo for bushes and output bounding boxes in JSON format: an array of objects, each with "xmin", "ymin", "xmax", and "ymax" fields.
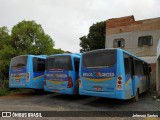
[
  {"xmin": 0, "ymin": 87, "xmax": 9, "ymax": 96},
  {"xmin": 0, "ymin": 79, "xmax": 10, "ymax": 96}
]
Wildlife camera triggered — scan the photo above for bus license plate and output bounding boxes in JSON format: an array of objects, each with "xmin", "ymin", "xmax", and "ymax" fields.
[
  {"xmin": 16, "ymin": 79, "xmax": 20, "ymax": 82},
  {"xmin": 94, "ymin": 86, "xmax": 102, "ymax": 91},
  {"xmin": 53, "ymin": 90, "xmax": 58, "ymax": 93}
]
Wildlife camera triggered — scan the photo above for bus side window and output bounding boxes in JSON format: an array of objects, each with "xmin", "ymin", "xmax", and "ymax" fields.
[
  {"xmin": 127, "ymin": 57, "xmax": 135, "ymax": 76},
  {"xmin": 134, "ymin": 60, "xmax": 140, "ymax": 76},
  {"xmin": 124, "ymin": 54, "xmax": 131, "ymax": 75},
  {"xmin": 143, "ymin": 63, "xmax": 148, "ymax": 75},
  {"xmin": 74, "ymin": 58, "xmax": 80, "ymax": 72},
  {"xmin": 143, "ymin": 63, "xmax": 150, "ymax": 80},
  {"xmin": 149, "ymin": 66, "xmax": 151, "ymax": 73},
  {"xmin": 134, "ymin": 59, "xmax": 144, "ymax": 76},
  {"xmin": 33, "ymin": 58, "xmax": 45, "ymax": 72}
]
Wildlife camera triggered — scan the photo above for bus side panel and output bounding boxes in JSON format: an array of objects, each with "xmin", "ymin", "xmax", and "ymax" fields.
[
  {"xmin": 31, "ymin": 57, "xmax": 45, "ymax": 89},
  {"xmin": 116, "ymin": 50, "xmax": 133, "ymax": 100},
  {"xmin": 27, "ymin": 56, "xmax": 34, "ymax": 88},
  {"xmin": 32, "ymin": 72, "xmax": 44, "ymax": 89},
  {"xmin": 133, "ymin": 60, "xmax": 149, "ymax": 96},
  {"xmin": 123, "ymin": 53, "xmax": 138, "ymax": 99},
  {"xmin": 123, "ymin": 53, "xmax": 151, "ymax": 99},
  {"xmin": 123, "ymin": 54, "xmax": 135, "ymax": 99}
]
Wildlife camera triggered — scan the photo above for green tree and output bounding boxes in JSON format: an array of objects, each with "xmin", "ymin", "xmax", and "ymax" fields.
[
  {"xmin": 0, "ymin": 27, "xmax": 14, "ymax": 81},
  {"xmin": 51, "ymin": 48, "xmax": 64, "ymax": 54},
  {"xmin": 0, "ymin": 45, "xmax": 15, "ymax": 78},
  {"xmin": 11, "ymin": 20, "xmax": 55, "ymax": 55},
  {"xmin": 0, "ymin": 20, "xmax": 65, "ymax": 80},
  {"xmin": 0, "ymin": 21, "xmax": 55, "ymax": 80},
  {"xmin": 0, "ymin": 26, "xmax": 10, "ymax": 49},
  {"xmin": 79, "ymin": 21, "xmax": 106, "ymax": 52}
]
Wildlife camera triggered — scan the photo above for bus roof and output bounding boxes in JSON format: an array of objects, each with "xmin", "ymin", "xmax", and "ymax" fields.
[
  {"xmin": 83, "ymin": 48, "xmax": 148, "ymax": 64},
  {"xmin": 47, "ymin": 53, "xmax": 81, "ymax": 58},
  {"xmin": 11, "ymin": 54, "xmax": 47, "ymax": 60},
  {"xmin": 37, "ymin": 55, "xmax": 47, "ymax": 57},
  {"xmin": 120, "ymin": 49, "xmax": 148, "ymax": 64}
]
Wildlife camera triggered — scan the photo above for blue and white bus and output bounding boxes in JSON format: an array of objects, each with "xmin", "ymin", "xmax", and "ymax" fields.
[
  {"xmin": 44, "ymin": 54, "xmax": 81, "ymax": 95},
  {"xmin": 79, "ymin": 48, "xmax": 151, "ymax": 101},
  {"xmin": 9, "ymin": 55, "xmax": 46, "ymax": 90}
]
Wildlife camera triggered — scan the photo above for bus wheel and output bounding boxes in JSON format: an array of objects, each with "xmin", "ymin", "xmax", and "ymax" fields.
[{"xmin": 133, "ymin": 90, "xmax": 139, "ymax": 102}]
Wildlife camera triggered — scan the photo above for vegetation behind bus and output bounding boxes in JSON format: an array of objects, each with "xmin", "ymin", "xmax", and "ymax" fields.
[
  {"xmin": 0, "ymin": 21, "xmax": 64, "ymax": 94},
  {"xmin": 79, "ymin": 21, "xmax": 105, "ymax": 52},
  {"xmin": 0, "ymin": 78, "xmax": 9, "ymax": 96},
  {"xmin": 0, "ymin": 20, "xmax": 64, "ymax": 87}
]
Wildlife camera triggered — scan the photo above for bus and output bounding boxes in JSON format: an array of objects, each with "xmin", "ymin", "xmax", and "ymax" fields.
[
  {"xmin": 79, "ymin": 48, "xmax": 151, "ymax": 101},
  {"xmin": 44, "ymin": 53, "xmax": 81, "ymax": 95},
  {"xmin": 9, "ymin": 55, "xmax": 46, "ymax": 90}
]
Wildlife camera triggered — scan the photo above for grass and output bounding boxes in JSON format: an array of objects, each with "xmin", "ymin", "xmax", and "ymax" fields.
[
  {"xmin": 0, "ymin": 87, "xmax": 10, "ymax": 96},
  {"xmin": 0, "ymin": 79, "xmax": 10, "ymax": 96},
  {"xmin": 0, "ymin": 88, "xmax": 35, "ymax": 96},
  {"xmin": 0, "ymin": 79, "xmax": 40, "ymax": 96},
  {"xmin": 11, "ymin": 88, "xmax": 35, "ymax": 93}
]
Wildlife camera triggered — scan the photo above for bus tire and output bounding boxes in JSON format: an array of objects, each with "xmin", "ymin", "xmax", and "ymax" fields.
[{"xmin": 133, "ymin": 90, "xmax": 139, "ymax": 102}]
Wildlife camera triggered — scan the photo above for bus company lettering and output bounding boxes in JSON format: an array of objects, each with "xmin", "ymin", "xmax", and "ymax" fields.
[
  {"xmin": 83, "ymin": 72, "xmax": 115, "ymax": 77},
  {"xmin": 46, "ymin": 74, "xmax": 67, "ymax": 78},
  {"xmin": 55, "ymin": 74, "xmax": 67, "ymax": 78}
]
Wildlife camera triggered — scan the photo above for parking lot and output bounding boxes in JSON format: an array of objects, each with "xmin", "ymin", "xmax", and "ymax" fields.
[
  {"xmin": 1, "ymin": 90, "xmax": 159, "ymax": 111},
  {"xmin": 0, "ymin": 90, "xmax": 159, "ymax": 120}
]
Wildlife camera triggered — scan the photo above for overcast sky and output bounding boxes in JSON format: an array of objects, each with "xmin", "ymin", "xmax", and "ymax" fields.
[{"xmin": 0, "ymin": 0, "xmax": 160, "ymax": 53}]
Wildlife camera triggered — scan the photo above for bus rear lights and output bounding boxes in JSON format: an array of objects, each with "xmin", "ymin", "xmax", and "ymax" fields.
[
  {"xmin": 117, "ymin": 75, "xmax": 122, "ymax": 85},
  {"xmin": 118, "ymin": 80, "xmax": 122, "ymax": 84},
  {"xmin": 26, "ymin": 73, "xmax": 30, "ymax": 82},
  {"xmin": 118, "ymin": 76, "xmax": 122, "ymax": 80},
  {"xmin": 117, "ymin": 75, "xmax": 122, "ymax": 90},
  {"xmin": 117, "ymin": 85, "xmax": 122, "ymax": 90},
  {"xmin": 67, "ymin": 76, "xmax": 73, "ymax": 88}
]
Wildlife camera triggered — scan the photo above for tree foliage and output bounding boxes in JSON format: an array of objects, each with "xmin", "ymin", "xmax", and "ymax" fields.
[
  {"xmin": 0, "ymin": 27, "xmax": 14, "ymax": 79},
  {"xmin": 51, "ymin": 48, "xmax": 64, "ymax": 54},
  {"xmin": 79, "ymin": 21, "xmax": 106, "ymax": 52},
  {"xmin": 0, "ymin": 20, "xmax": 64, "ymax": 79},
  {"xmin": 11, "ymin": 20, "xmax": 55, "ymax": 55},
  {"xmin": 0, "ymin": 45, "xmax": 15, "ymax": 78},
  {"xmin": 0, "ymin": 26, "xmax": 10, "ymax": 49}
]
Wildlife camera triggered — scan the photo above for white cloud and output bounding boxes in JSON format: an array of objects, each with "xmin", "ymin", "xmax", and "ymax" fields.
[{"xmin": 0, "ymin": 0, "xmax": 159, "ymax": 53}]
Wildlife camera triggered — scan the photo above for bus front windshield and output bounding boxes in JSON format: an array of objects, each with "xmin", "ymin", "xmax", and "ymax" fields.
[
  {"xmin": 46, "ymin": 56, "xmax": 72, "ymax": 70},
  {"xmin": 11, "ymin": 56, "xmax": 28, "ymax": 67},
  {"xmin": 82, "ymin": 50, "xmax": 116, "ymax": 68}
]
